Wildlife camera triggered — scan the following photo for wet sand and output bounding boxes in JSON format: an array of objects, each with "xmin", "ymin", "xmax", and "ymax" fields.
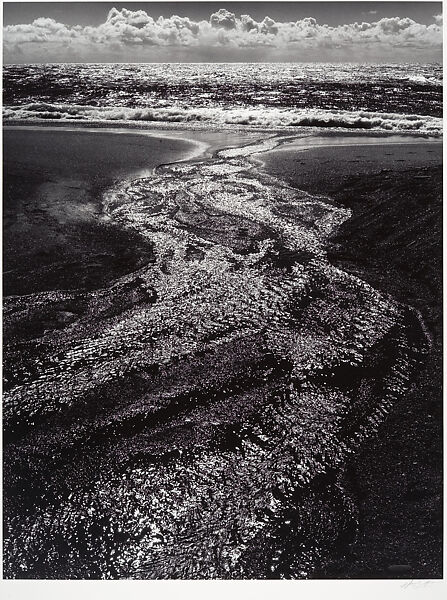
[
  {"xmin": 257, "ymin": 139, "xmax": 442, "ymax": 194},
  {"xmin": 260, "ymin": 140, "xmax": 443, "ymax": 578},
  {"xmin": 3, "ymin": 128, "xmax": 203, "ymax": 295},
  {"xmin": 2, "ymin": 127, "xmax": 443, "ymax": 579},
  {"xmin": 3, "ymin": 126, "xmax": 267, "ymax": 297}
]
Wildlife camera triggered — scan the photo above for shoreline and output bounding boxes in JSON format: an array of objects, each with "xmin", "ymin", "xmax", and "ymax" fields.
[
  {"xmin": 256, "ymin": 135, "xmax": 441, "ymax": 154},
  {"xmin": 3, "ymin": 118, "xmax": 442, "ymax": 140},
  {"xmin": 3, "ymin": 127, "xmax": 204, "ymax": 296},
  {"xmin": 2, "ymin": 128, "xmax": 444, "ymax": 578},
  {"xmin": 3, "ymin": 124, "xmax": 261, "ymax": 162},
  {"xmin": 4, "ymin": 121, "xmax": 441, "ymax": 164}
]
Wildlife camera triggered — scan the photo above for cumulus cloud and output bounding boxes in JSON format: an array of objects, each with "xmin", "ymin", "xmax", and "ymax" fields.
[
  {"xmin": 3, "ymin": 7, "xmax": 443, "ymax": 62},
  {"xmin": 210, "ymin": 9, "xmax": 237, "ymax": 31},
  {"xmin": 4, "ymin": 16, "xmax": 79, "ymax": 44}
]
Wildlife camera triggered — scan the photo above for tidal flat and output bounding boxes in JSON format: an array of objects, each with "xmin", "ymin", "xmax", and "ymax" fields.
[{"xmin": 2, "ymin": 126, "xmax": 442, "ymax": 579}]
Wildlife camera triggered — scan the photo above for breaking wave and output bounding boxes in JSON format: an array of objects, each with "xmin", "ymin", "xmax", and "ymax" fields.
[{"xmin": 3, "ymin": 102, "xmax": 442, "ymax": 135}]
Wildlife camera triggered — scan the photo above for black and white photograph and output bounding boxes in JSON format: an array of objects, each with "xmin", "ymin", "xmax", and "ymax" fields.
[{"xmin": 1, "ymin": 0, "xmax": 444, "ymax": 586}]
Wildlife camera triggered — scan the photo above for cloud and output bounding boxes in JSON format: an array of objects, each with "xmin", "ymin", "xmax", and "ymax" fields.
[
  {"xmin": 210, "ymin": 9, "xmax": 237, "ymax": 31},
  {"xmin": 3, "ymin": 8, "xmax": 443, "ymax": 62},
  {"xmin": 4, "ymin": 16, "xmax": 80, "ymax": 44}
]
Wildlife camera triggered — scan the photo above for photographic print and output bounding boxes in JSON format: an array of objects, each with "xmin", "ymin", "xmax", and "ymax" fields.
[{"xmin": 2, "ymin": 1, "xmax": 443, "ymax": 581}]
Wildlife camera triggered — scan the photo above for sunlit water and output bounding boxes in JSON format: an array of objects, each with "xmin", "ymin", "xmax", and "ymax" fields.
[
  {"xmin": 3, "ymin": 63, "xmax": 442, "ymax": 134},
  {"xmin": 3, "ymin": 129, "xmax": 431, "ymax": 578}
]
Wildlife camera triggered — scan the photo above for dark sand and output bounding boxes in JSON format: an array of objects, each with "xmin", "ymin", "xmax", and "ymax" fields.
[
  {"xmin": 261, "ymin": 139, "xmax": 443, "ymax": 579},
  {"xmin": 258, "ymin": 140, "xmax": 442, "ymax": 194},
  {"xmin": 3, "ymin": 128, "xmax": 201, "ymax": 295},
  {"xmin": 2, "ymin": 128, "xmax": 443, "ymax": 578}
]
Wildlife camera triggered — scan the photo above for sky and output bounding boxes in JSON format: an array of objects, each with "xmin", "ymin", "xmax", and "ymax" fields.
[{"xmin": 2, "ymin": 2, "xmax": 443, "ymax": 63}]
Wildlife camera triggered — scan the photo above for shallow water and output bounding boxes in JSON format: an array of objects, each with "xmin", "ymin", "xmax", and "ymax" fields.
[
  {"xmin": 2, "ymin": 131, "xmax": 430, "ymax": 578},
  {"xmin": 2, "ymin": 128, "xmax": 200, "ymax": 295}
]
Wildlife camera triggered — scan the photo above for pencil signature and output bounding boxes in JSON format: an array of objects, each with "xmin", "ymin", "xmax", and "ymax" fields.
[{"xmin": 401, "ymin": 579, "xmax": 433, "ymax": 590}]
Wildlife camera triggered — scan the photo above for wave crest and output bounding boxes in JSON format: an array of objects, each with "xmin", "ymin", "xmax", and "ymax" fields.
[{"xmin": 3, "ymin": 102, "xmax": 442, "ymax": 135}]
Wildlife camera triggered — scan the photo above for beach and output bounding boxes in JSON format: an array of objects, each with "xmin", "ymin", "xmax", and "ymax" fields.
[
  {"xmin": 257, "ymin": 138, "xmax": 441, "ymax": 191},
  {"xmin": 3, "ymin": 128, "xmax": 196, "ymax": 295},
  {"xmin": 259, "ymin": 140, "xmax": 443, "ymax": 578},
  {"xmin": 2, "ymin": 125, "xmax": 442, "ymax": 579},
  {"xmin": 2, "ymin": 2, "xmax": 444, "ymax": 582},
  {"xmin": 3, "ymin": 127, "xmax": 262, "ymax": 296}
]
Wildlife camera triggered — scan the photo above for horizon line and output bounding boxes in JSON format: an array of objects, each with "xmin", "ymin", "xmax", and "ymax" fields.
[{"xmin": 4, "ymin": 61, "xmax": 442, "ymax": 66}]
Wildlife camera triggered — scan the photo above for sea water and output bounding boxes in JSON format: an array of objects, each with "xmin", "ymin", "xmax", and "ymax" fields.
[{"xmin": 3, "ymin": 62, "xmax": 442, "ymax": 134}]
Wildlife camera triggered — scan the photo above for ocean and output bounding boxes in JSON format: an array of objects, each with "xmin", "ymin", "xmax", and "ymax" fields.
[{"xmin": 3, "ymin": 62, "xmax": 442, "ymax": 134}]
